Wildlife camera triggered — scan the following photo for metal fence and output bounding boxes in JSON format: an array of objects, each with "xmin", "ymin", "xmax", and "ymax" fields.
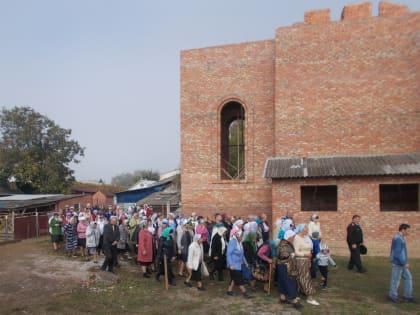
[{"xmin": 0, "ymin": 211, "xmax": 49, "ymax": 242}]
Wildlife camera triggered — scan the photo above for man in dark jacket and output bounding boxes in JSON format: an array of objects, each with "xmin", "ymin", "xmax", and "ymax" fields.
[
  {"xmin": 101, "ymin": 216, "xmax": 120, "ymax": 273},
  {"xmin": 346, "ymin": 215, "xmax": 366, "ymax": 273}
]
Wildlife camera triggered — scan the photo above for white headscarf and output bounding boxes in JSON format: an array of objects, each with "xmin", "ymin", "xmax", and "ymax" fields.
[
  {"xmin": 193, "ymin": 234, "xmax": 202, "ymax": 243},
  {"xmin": 231, "ymin": 230, "xmax": 243, "ymax": 251},
  {"xmin": 147, "ymin": 226, "xmax": 155, "ymax": 234},
  {"xmin": 217, "ymin": 226, "xmax": 227, "ymax": 253}
]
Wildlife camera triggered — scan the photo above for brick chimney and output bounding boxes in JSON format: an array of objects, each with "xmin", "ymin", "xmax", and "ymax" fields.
[
  {"xmin": 341, "ymin": 2, "xmax": 372, "ymax": 21},
  {"xmin": 304, "ymin": 9, "xmax": 331, "ymax": 24},
  {"xmin": 378, "ymin": 1, "xmax": 409, "ymax": 16}
]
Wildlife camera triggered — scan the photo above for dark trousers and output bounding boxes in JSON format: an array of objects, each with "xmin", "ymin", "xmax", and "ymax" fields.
[
  {"xmin": 310, "ymin": 258, "xmax": 318, "ymax": 279},
  {"xmin": 102, "ymin": 245, "xmax": 117, "ymax": 271},
  {"xmin": 318, "ymin": 265, "xmax": 328, "ymax": 285},
  {"xmin": 348, "ymin": 246, "xmax": 363, "ymax": 271},
  {"xmin": 276, "ymin": 264, "xmax": 297, "ymax": 300},
  {"xmin": 211, "ymin": 256, "xmax": 225, "ymax": 280},
  {"xmin": 97, "ymin": 235, "xmax": 104, "ymax": 253},
  {"xmin": 157, "ymin": 257, "xmax": 174, "ymax": 283}
]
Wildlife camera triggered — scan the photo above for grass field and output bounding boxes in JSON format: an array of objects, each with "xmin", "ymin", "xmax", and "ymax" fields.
[{"xmin": 4, "ymin": 239, "xmax": 420, "ymax": 315}]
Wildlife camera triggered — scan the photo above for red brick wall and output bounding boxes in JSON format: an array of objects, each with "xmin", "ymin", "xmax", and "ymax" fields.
[
  {"xmin": 271, "ymin": 176, "xmax": 420, "ymax": 257},
  {"xmin": 56, "ymin": 195, "xmax": 93, "ymax": 211},
  {"xmin": 274, "ymin": 6, "xmax": 419, "ymax": 158},
  {"xmin": 180, "ymin": 2, "xmax": 420, "ymax": 255},
  {"xmin": 92, "ymin": 191, "xmax": 114, "ymax": 208},
  {"xmin": 181, "ymin": 40, "xmax": 275, "ymax": 217}
]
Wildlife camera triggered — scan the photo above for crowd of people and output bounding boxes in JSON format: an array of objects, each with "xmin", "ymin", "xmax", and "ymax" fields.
[{"xmin": 48, "ymin": 204, "xmax": 416, "ymax": 308}]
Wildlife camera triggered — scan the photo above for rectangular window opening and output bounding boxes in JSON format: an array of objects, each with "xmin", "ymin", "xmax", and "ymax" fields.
[
  {"xmin": 380, "ymin": 183, "xmax": 419, "ymax": 211},
  {"xmin": 301, "ymin": 185, "xmax": 337, "ymax": 211}
]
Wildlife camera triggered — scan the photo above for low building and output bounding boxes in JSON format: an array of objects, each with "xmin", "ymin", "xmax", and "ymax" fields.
[{"xmin": 0, "ymin": 194, "xmax": 92, "ymax": 241}]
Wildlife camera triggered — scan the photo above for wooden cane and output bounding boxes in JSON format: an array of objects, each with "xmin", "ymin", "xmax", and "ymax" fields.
[
  {"xmin": 163, "ymin": 254, "xmax": 169, "ymax": 290},
  {"xmin": 267, "ymin": 263, "xmax": 272, "ymax": 294}
]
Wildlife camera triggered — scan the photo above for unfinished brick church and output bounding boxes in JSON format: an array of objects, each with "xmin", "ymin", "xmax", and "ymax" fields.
[{"xmin": 180, "ymin": 1, "xmax": 420, "ymax": 255}]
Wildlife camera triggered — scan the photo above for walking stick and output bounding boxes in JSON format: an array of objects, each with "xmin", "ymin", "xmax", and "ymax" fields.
[
  {"xmin": 163, "ymin": 254, "xmax": 169, "ymax": 290},
  {"xmin": 267, "ymin": 263, "xmax": 272, "ymax": 294}
]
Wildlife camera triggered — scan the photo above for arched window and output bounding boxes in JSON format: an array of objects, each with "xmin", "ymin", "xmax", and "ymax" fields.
[{"xmin": 221, "ymin": 101, "xmax": 245, "ymax": 179}]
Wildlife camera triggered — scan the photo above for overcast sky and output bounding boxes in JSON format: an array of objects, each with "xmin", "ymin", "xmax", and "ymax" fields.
[{"xmin": 1, "ymin": 0, "xmax": 418, "ymax": 183}]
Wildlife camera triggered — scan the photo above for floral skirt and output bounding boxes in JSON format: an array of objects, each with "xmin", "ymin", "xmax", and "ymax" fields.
[{"xmin": 295, "ymin": 257, "xmax": 316, "ymax": 296}]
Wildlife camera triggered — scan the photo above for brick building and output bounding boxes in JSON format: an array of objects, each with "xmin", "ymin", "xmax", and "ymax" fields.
[{"xmin": 180, "ymin": 2, "xmax": 420, "ymax": 256}]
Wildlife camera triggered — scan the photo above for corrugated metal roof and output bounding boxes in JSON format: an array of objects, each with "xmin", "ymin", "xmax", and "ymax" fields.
[
  {"xmin": 0, "ymin": 194, "xmax": 84, "ymax": 210},
  {"xmin": 136, "ymin": 191, "xmax": 180, "ymax": 206},
  {"xmin": 264, "ymin": 153, "xmax": 420, "ymax": 179}
]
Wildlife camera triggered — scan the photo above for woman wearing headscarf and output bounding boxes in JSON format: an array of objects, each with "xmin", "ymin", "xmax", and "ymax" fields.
[
  {"xmin": 230, "ymin": 219, "xmax": 244, "ymax": 238},
  {"xmin": 242, "ymin": 230, "xmax": 257, "ymax": 289},
  {"xmin": 255, "ymin": 240, "xmax": 276, "ymax": 291},
  {"xmin": 177, "ymin": 220, "xmax": 194, "ymax": 277},
  {"xmin": 210, "ymin": 226, "xmax": 227, "ymax": 281},
  {"xmin": 64, "ymin": 217, "xmax": 78, "ymax": 257},
  {"xmin": 86, "ymin": 221, "xmax": 100, "ymax": 263},
  {"xmin": 195, "ymin": 218, "xmax": 209, "ymax": 255},
  {"xmin": 146, "ymin": 219, "xmax": 157, "ymax": 272},
  {"xmin": 258, "ymin": 213, "xmax": 270, "ymax": 244},
  {"xmin": 185, "ymin": 234, "xmax": 206, "ymax": 290},
  {"xmin": 77, "ymin": 216, "xmax": 89, "ymax": 258},
  {"xmin": 156, "ymin": 227, "xmax": 176, "ymax": 285},
  {"xmin": 137, "ymin": 221, "xmax": 154, "ymax": 278},
  {"xmin": 293, "ymin": 223, "xmax": 320, "ymax": 306},
  {"xmin": 226, "ymin": 230, "xmax": 252, "ymax": 298},
  {"xmin": 117, "ymin": 219, "xmax": 130, "ymax": 260},
  {"xmin": 276, "ymin": 230, "xmax": 302, "ymax": 308}
]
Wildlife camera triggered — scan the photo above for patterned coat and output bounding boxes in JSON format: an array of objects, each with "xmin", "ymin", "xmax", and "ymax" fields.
[{"xmin": 64, "ymin": 223, "xmax": 78, "ymax": 250}]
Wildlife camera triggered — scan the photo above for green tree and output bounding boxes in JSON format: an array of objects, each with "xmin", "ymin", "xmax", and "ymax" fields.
[{"xmin": 0, "ymin": 106, "xmax": 84, "ymax": 193}]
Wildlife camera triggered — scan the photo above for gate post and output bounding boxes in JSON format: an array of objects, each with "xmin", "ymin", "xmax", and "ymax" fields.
[
  {"xmin": 5, "ymin": 215, "xmax": 8, "ymax": 240},
  {"xmin": 35, "ymin": 210, "xmax": 39, "ymax": 239}
]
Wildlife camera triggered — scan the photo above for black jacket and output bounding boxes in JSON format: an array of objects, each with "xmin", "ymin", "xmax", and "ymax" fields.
[
  {"xmin": 158, "ymin": 236, "xmax": 175, "ymax": 259},
  {"xmin": 347, "ymin": 222, "xmax": 363, "ymax": 246},
  {"xmin": 211, "ymin": 233, "xmax": 225, "ymax": 258},
  {"xmin": 103, "ymin": 223, "xmax": 120, "ymax": 248}
]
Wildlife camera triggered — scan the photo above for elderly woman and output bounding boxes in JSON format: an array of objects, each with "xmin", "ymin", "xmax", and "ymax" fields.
[
  {"xmin": 49, "ymin": 212, "xmax": 62, "ymax": 251},
  {"xmin": 276, "ymin": 230, "xmax": 302, "ymax": 308},
  {"xmin": 77, "ymin": 216, "xmax": 89, "ymax": 258},
  {"xmin": 185, "ymin": 234, "xmax": 206, "ymax": 290},
  {"xmin": 255, "ymin": 240, "xmax": 275, "ymax": 291},
  {"xmin": 195, "ymin": 218, "xmax": 209, "ymax": 255},
  {"xmin": 178, "ymin": 221, "xmax": 193, "ymax": 277},
  {"xmin": 242, "ymin": 229, "xmax": 258, "ymax": 288},
  {"xmin": 293, "ymin": 223, "xmax": 320, "ymax": 306},
  {"xmin": 117, "ymin": 219, "xmax": 130, "ymax": 261},
  {"xmin": 210, "ymin": 226, "xmax": 227, "ymax": 281},
  {"xmin": 86, "ymin": 221, "xmax": 100, "ymax": 263},
  {"xmin": 156, "ymin": 227, "xmax": 176, "ymax": 286},
  {"xmin": 64, "ymin": 217, "xmax": 78, "ymax": 257},
  {"xmin": 230, "ymin": 219, "xmax": 244, "ymax": 238},
  {"xmin": 137, "ymin": 221, "xmax": 153, "ymax": 277},
  {"xmin": 226, "ymin": 230, "xmax": 252, "ymax": 298}
]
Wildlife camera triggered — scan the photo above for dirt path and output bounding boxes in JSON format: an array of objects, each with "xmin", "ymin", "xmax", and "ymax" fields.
[{"xmin": 0, "ymin": 238, "xmax": 118, "ymax": 314}]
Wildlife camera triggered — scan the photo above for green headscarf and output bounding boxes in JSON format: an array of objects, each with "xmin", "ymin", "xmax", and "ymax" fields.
[
  {"xmin": 243, "ymin": 232, "xmax": 257, "ymax": 253},
  {"xmin": 162, "ymin": 227, "xmax": 173, "ymax": 241}
]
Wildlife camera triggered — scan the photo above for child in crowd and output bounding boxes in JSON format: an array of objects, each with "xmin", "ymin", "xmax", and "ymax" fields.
[{"xmin": 316, "ymin": 243, "xmax": 336, "ymax": 288}]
